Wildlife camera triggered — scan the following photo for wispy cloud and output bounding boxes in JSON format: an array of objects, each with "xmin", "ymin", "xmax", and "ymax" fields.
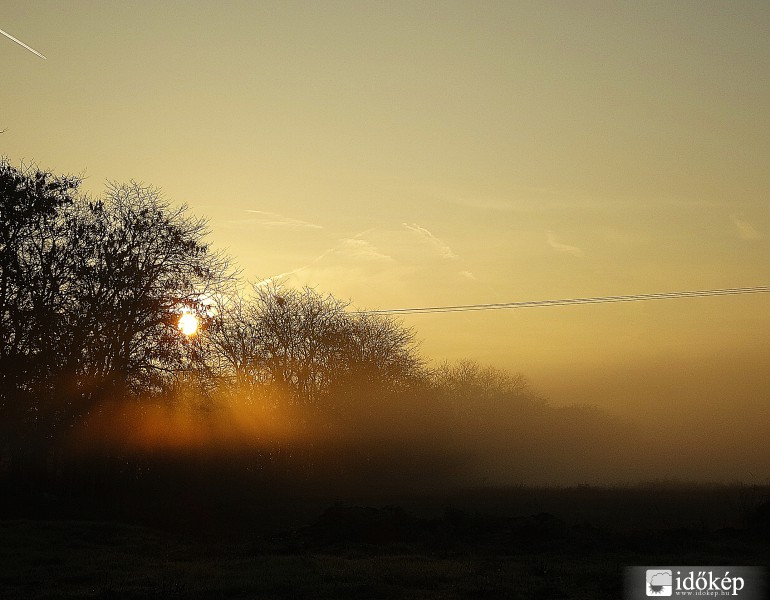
[
  {"xmin": 546, "ymin": 231, "xmax": 584, "ymax": 257},
  {"xmin": 338, "ymin": 237, "xmax": 393, "ymax": 262},
  {"xmin": 240, "ymin": 210, "xmax": 323, "ymax": 230},
  {"xmin": 458, "ymin": 270, "xmax": 476, "ymax": 281},
  {"xmin": 253, "ymin": 274, "xmax": 289, "ymax": 288},
  {"xmin": 731, "ymin": 214, "xmax": 763, "ymax": 240},
  {"xmin": 402, "ymin": 223, "xmax": 458, "ymax": 259},
  {"xmin": 252, "ymin": 233, "xmax": 392, "ymax": 287}
]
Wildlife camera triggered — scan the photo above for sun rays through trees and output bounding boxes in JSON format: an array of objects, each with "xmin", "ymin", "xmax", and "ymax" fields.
[
  {"xmin": 0, "ymin": 160, "xmax": 237, "ymax": 476},
  {"xmin": 207, "ymin": 282, "xmax": 424, "ymax": 412},
  {"xmin": 3, "ymin": 159, "xmax": 757, "ymax": 517}
]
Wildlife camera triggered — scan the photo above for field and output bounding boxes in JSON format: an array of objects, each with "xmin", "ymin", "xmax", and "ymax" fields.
[{"xmin": 2, "ymin": 484, "xmax": 768, "ymax": 599}]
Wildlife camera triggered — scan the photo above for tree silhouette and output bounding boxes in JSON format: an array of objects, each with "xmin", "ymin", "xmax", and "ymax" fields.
[
  {"xmin": 208, "ymin": 282, "xmax": 423, "ymax": 413},
  {"xmin": 59, "ymin": 182, "xmax": 235, "ymax": 400},
  {"xmin": 430, "ymin": 360, "xmax": 531, "ymax": 422},
  {"xmin": 0, "ymin": 162, "xmax": 235, "ymax": 472},
  {"xmin": 0, "ymin": 160, "xmax": 81, "ymax": 467}
]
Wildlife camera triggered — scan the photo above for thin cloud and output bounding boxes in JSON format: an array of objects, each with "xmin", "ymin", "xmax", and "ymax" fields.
[
  {"xmin": 242, "ymin": 210, "xmax": 323, "ymax": 230},
  {"xmin": 546, "ymin": 231, "xmax": 584, "ymax": 257},
  {"xmin": 459, "ymin": 270, "xmax": 476, "ymax": 281},
  {"xmin": 252, "ymin": 249, "xmax": 335, "ymax": 288},
  {"xmin": 338, "ymin": 237, "xmax": 393, "ymax": 262},
  {"xmin": 253, "ymin": 275, "xmax": 287, "ymax": 289},
  {"xmin": 252, "ymin": 233, "xmax": 392, "ymax": 287},
  {"xmin": 731, "ymin": 214, "xmax": 763, "ymax": 240},
  {"xmin": 402, "ymin": 223, "xmax": 458, "ymax": 259}
]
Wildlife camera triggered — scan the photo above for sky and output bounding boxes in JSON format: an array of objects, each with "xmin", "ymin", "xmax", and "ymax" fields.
[{"xmin": 2, "ymin": 1, "xmax": 769, "ymax": 425}]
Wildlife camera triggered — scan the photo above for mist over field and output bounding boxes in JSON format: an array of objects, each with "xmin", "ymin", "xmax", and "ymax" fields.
[
  {"xmin": 66, "ymin": 356, "xmax": 770, "ymax": 491},
  {"xmin": 0, "ymin": 158, "xmax": 767, "ymax": 528},
  {"xmin": 2, "ymin": 4, "xmax": 770, "ymax": 597},
  {"xmin": 3, "ymin": 1, "xmax": 769, "ymax": 500}
]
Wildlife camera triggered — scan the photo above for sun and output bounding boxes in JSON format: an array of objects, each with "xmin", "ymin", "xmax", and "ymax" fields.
[{"xmin": 178, "ymin": 312, "xmax": 199, "ymax": 336}]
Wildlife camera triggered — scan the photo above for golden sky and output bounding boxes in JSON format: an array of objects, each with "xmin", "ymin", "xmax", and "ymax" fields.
[{"xmin": 2, "ymin": 1, "xmax": 768, "ymax": 419}]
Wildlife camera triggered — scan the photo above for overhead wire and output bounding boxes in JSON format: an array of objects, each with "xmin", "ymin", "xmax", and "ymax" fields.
[{"xmin": 352, "ymin": 286, "xmax": 770, "ymax": 315}]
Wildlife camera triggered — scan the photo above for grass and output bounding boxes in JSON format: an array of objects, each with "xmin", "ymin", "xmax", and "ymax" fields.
[
  {"xmin": 0, "ymin": 520, "xmax": 619, "ymax": 599},
  {"xmin": 1, "ymin": 484, "xmax": 768, "ymax": 599}
]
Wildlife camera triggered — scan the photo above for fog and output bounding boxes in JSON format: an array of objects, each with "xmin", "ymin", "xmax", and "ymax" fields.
[
  {"xmin": 68, "ymin": 348, "xmax": 770, "ymax": 492},
  {"xmin": 2, "ymin": 160, "xmax": 766, "ymax": 514}
]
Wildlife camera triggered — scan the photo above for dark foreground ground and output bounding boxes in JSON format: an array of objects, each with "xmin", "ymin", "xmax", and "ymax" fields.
[{"xmin": 2, "ymin": 484, "xmax": 769, "ymax": 599}]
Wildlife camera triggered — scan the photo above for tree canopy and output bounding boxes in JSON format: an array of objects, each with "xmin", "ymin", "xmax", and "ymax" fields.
[
  {"xmin": 0, "ymin": 161, "xmax": 235, "ymax": 454},
  {"xmin": 0, "ymin": 160, "xmax": 424, "ymax": 468}
]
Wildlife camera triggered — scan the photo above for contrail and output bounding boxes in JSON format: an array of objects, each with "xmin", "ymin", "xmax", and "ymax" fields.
[{"xmin": 0, "ymin": 27, "xmax": 46, "ymax": 60}]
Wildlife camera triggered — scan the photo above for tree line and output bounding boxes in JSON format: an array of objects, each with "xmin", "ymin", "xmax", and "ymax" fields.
[
  {"xmin": 0, "ymin": 160, "xmax": 440, "ymax": 473},
  {"xmin": 1, "ymin": 159, "xmax": 641, "ymax": 509}
]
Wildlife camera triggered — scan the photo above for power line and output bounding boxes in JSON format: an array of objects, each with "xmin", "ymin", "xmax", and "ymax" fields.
[{"xmin": 353, "ymin": 286, "xmax": 770, "ymax": 315}]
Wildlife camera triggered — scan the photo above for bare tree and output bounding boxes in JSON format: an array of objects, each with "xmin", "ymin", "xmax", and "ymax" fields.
[
  {"xmin": 208, "ymin": 281, "xmax": 424, "ymax": 413},
  {"xmin": 429, "ymin": 360, "xmax": 532, "ymax": 423},
  {"xmin": 59, "ymin": 182, "xmax": 236, "ymax": 401},
  {"xmin": 0, "ymin": 159, "xmax": 81, "ymax": 460},
  {"xmin": 0, "ymin": 164, "xmax": 236, "ymax": 469}
]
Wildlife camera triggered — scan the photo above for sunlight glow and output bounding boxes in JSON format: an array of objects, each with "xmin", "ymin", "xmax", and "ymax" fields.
[{"xmin": 178, "ymin": 312, "xmax": 199, "ymax": 336}]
